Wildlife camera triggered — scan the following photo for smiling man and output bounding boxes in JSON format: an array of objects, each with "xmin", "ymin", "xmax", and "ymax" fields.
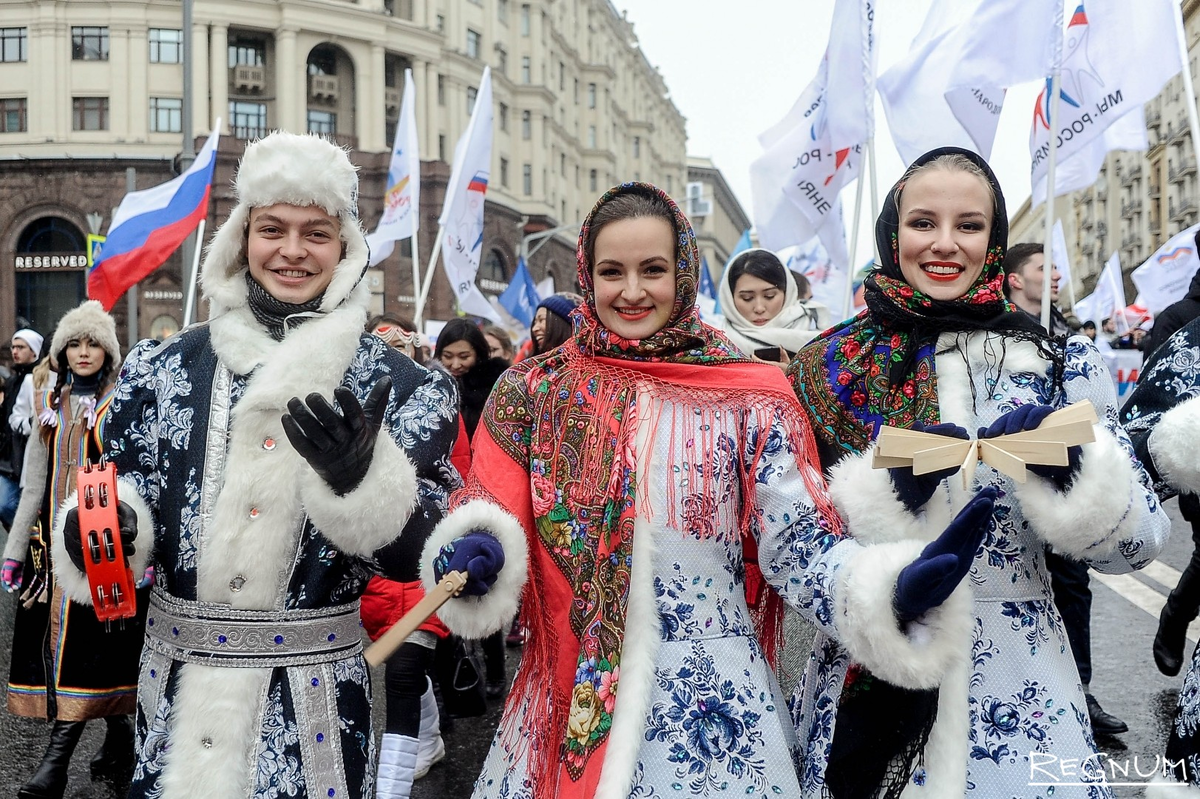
[{"xmin": 51, "ymin": 131, "xmax": 460, "ymax": 799}]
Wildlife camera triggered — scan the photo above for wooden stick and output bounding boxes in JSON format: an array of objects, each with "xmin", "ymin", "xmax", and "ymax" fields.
[{"xmin": 364, "ymin": 571, "xmax": 467, "ymax": 667}]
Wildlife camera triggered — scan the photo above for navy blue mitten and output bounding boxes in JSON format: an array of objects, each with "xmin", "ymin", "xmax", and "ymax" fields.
[
  {"xmin": 979, "ymin": 404, "xmax": 1082, "ymax": 491},
  {"xmin": 433, "ymin": 531, "xmax": 505, "ymax": 596},
  {"xmin": 887, "ymin": 421, "xmax": 970, "ymax": 513},
  {"xmin": 893, "ymin": 487, "xmax": 997, "ymax": 624}
]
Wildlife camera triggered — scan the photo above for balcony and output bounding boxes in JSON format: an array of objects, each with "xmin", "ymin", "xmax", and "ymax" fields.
[
  {"xmin": 1149, "ymin": 183, "xmax": 1162, "ymax": 199},
  {"xmin": 1120, "ymin": 164, "xmax": 1142, "ymax": 187},
  {"xmin": 231, "ymin": 65, "xmax": 266, "ymax": 93},
  {"xmin": 309, "ymin": 74, "xmax": 340, "ymax": 103},
  {"xmin": 1121, "ymin": 199, "xmax": 1143, "ymax": 217}
]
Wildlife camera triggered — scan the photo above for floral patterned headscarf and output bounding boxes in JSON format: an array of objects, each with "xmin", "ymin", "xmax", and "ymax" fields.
[
  {"xmin": 789, "ymin": 146, "xmax": 1055, "ymax": 458},
  {"xmin": 570, "ymin": 182, "xmax": 744, "ymax": 365}
]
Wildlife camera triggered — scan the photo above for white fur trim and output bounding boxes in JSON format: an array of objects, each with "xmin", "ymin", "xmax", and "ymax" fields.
[
  {"xmin": 1149, "ymin": 395, "xmax": 1200, "ymax": 495},
  {"xmin": 827, "ymin": 449, "xmax": 955, "ymax": 545},
  {"xmin": 901, "ymin": 653, "xmax": 970, "ymax": 798},
  {"xmin": 835, "ymin": 540, "xmax": 972, "ymax": 690},
  {"xmin": 419, "ymin": 499, "xmax": 529, "ymax": 639},
  {"xmin": 1015, "ymin": 425, "xmax": 1138, "ymax": 559},
  {"xmin": 48, "ymin": 299, "xmax": 122, "ymax": 371},
  {"xmin": 50, "ymin": 476, "xmax": 154, "ymax": 606},
  {"xmin": 300, "ymin": 426, "xmax": 418, "ymax": 558},
  {"xmin": 158, "ymin": 664, "xmax": 268, "ymax": 799},
  {"xmin": 595, "ymin": 419, "xmax": 661, "ymax": 799},
  {"xmin": 1145, "ymin": 774, "xmax": 1200, "ymax": 797}
]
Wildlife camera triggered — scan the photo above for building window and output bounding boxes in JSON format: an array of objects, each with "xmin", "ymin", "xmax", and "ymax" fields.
[
  {"xmin": 437, "ymin": 74, "xmax": 445, "ymax": 106},
  {"xmin": 307, "ymin": 109, "xmax": 336, "ymax": 135},
  {"xmin": 467, "ymin": 86, "xmax": 477, "ymax": 114},
  {"xmin": 500, "ymin": 157, "xmax": 509, "ymax": 188},
  {"xmin": 72, "ymin": 97, "xmax": 108, "ymax": 130},
  {"xmin": 230, "ymin": 100, "xmax": 267, "ymax": 139},
  {"xmin": 522, "ymin": 163, "xmax": 532, "ymax": 195},
  {"xmin": 0, "ymin": 97, "xmax": 26, "ymax": 132},
  {"xmin": 633, "ymin": 136, "xmax": 640, "ymax": 158},
  {"xmin": 228, "ymin": 39, "xmax": 265, "ymax": 67},
  {"xmin": 496, "ymin": 46, "xmax": 507, "ymax": 76},
  {"xmin": 438, "ymin": 134, "xmax": 446, "ymax": 161},
  {"xmin": 521, "ymin": 56, "xmax": 531, "ymax": 84},
  {"xmin": 589, "ymin": 168, "xmax": 597, "ymax": 192},
  {"xmin": 522, "ymin": 110, "xmax": 531, "ymax": 140},
  {"xmin": 150, "ymin": 97, "xmax": 183, "ymax": 132},
  {"xmin": 71, "ymin": 27, "xmax": 108, "ymax": 61},
  {"xmin": 498, "ymin": 0, "xmax": 508, "ymax": 23},
  {"xmin": 587, "ymin": 125, "xmax": 596, "ymax": 149},
  {"xmin": 498, "ymin": 102, "xmax": 509, "ymax": 131},
  {"xmin": 558, "ymin": 61, "xmax": 565, "ymax": 91},
  {"xmin": 573, "ymin": 79, "xmax": 578, "ymax": 104},
  {"xmin": 466, "ymin": 29, "xmax": 481, "ymax": 60},
  {"xmin": 149, "ymin": 28, "xmax": 182, "ymax": 63},
  {"xmin": 520, "ymin": 4, "xmax": 530, "ymax": 36},
  {"xmin": 436, "ymin": 14, "xmax": 445, "ymax": 33},
  {"xmin": 587, "ymin": 82, "xmax": 596, "ymax": 109},
  {"xmin": 0, "ymin": 28, "xmax": 27, "ymax": 62},
  {"xmin": 560, "ymin": 153, "xmax": 566, "ymax": 176},
  {"xmin": 574, "ymin": 165, "xmax": 579, "ymax": 188}
]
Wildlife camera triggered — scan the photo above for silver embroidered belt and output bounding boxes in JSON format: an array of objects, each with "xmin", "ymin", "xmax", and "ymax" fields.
[{"xmin": 144, "ymin": 588, "xmax": 364, "ymax": 667}]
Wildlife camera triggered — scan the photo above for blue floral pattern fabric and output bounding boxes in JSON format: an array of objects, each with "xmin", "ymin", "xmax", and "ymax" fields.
[
  {"xmin": 111, "ymin": 327, "xmax": 458, "ymax": 799},
  {"xmin": 789, "ymin": 333, "xmax": 1168, "ymax": 798}
]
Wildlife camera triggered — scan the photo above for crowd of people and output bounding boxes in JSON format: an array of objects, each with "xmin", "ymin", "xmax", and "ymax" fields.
[{"xmin": 0, "ymin": 131, "xmax": 1197, "ymax": 799}]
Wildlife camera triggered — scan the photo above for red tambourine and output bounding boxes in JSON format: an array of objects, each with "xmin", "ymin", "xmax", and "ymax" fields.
[{"xmin": 75, "ymin": 461, "xmax": 137, "ymax": 624}]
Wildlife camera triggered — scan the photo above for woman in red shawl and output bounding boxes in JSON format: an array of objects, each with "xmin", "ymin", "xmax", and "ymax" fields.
[{"xmin": 419, "ymin": 183, "xmax": 999, "ymax": 798}]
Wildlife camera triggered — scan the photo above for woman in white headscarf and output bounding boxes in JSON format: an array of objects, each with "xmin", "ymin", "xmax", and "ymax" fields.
[{"xmin": 718, "ymin": 248, "xmax": 829, "ymax": 368}]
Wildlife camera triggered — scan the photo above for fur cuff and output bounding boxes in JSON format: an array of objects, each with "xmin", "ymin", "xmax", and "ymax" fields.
[
  {"xmin": 1149, "ymin": 395, "xmax": 1200, "ymax": 495},
  {"xmin": 420, "ymin": 500, "xmax": 528, "ymax": 639},
  {"xmin": 835, "ymin": 540, "xmax": 972, "ymax": 690},
  {"xmin": 827, "ymin": 449, "xmax": 954, "ymax": 545},
  {"xmin": 51, "ymin": 476, "xmax": 155, "ymax": 606},
  {"xmin": 1145, "ymin": 775, "xmax": 1200, "ymax": 797},
  {"xmin": 1015, "ymin": 425, "xmax": 1138, "ymax": 559},
  {"xmin": 301, "ymin": 426, "xmax": 418, "ymax": 559}
]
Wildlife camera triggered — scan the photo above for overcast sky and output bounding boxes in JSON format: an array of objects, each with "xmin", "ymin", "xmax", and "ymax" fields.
[{"xmin": 616, "ymin": 0, "xmax": 1042, "ymax": 257}]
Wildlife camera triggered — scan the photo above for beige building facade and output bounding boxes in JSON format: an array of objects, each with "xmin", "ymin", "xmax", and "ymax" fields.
[
  {"xmin": 685, "ymin": 155, "xmax": 751, "ymax": 286},
  {"xmin": 0, "ymin": 0, "xmax": 689, "ymax": 340},
  {"xmin": 1009, "ymin": 0, "xmax": 1200, "ymax": 313}
]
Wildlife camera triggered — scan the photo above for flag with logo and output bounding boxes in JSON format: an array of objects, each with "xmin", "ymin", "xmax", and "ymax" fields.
[
  {"xmin": 750, "ymin": 0, "xmax": 872, "ymax": 264},
  {"xmin": 88, "ymin": 123, "xmax": 220, "ymax": 310},
  {"xmin": 879, "ymin": 0, "xmax": 1057, "ymax": 164},
  {"xmin": 1131, "ymin": 222, "xmax": 1200, "ymax": 315},
  {"xmin": 439, "ymin": 66, "xmax": 500, "ymax": 322},
  {"xmin": 498, "ymin": 255, "xmax": 541, "ymax": 326},
  {"xmin": 367, "ymin": 69, "xmax": 420, "ymax": 266},
  {"xmin": 1030, "ymin": 0, "xmax": 1181, "ymax": 198}
]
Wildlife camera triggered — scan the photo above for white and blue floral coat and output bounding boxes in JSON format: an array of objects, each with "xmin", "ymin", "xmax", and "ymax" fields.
[
  {"xmin": 51, "ymin": 134, "xmax": 460, "ymax": 799},
  {"xmin": 786, "ymin": 332, "xmax": 1169, "ymax": 798}
]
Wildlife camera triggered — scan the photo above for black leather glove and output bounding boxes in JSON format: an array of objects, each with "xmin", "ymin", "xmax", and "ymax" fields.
[
  {"xmin": 894, "ymin": 487, "xmax": 997, "ymax": 624},
  {"xmin": 282, "ymin": 378, "xmax": 393, "ymax": 496},
  {"xmin": 887, "ymin": 421, "xmax": 971, "ymax": 513},
  {"xmin": 979, "ymin": 404, "xmax": 1082, "ymax": 491},
  {"xmin": 62, "ymin": 501, "xmax": 139, "ymax": 573}
]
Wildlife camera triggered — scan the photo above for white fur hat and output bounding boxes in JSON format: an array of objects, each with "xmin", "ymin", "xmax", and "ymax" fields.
[
  {"xmin": 49, "ymin": 300, "xmax": 121, "ymax": 373},
  {"xmin": 200, "ymin": 131, "xmax": 370, "ymax": 318}
]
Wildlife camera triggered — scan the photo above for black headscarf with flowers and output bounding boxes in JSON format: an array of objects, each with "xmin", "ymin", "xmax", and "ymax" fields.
[{"xmin": 788, "ymin": 146, "xmax": 1059, "ymax": 461}]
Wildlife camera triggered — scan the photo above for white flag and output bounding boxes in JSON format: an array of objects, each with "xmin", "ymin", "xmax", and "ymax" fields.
[
  {"xmin": 439, "ymin": 66, "xmax": 500, "ymax": 323},
  {"xmin": 1032, "ymin": 107, "xmax": 1146, "ymax": 204},
  {"xmin": 880, "ymin": 0, "xmax": 1057, "ymax": 163},
  {"xmin": 1131, "ymin": 222, "xmax": 1200, "ymax": 315},
  {"xmin": 776, "ymin": 237, "xmax": 847, "ymax": 315},
  {"xmin": 1073, "ymin": 251, "xmax": 1125, "ymax": 326},
  {"xmin": 1030, "ymin": 0, "xmax": 1182, "ymax": 196},
  {"xmin": 367, "ymin": 70, "xmax": 421, "ymax": 266},
  {"xmin": 1050, "ymin": 219, "xmax": 1073, "ymax": 289},
  {"xmin": 750, "ymin": 0, "xmax": 870, "ymax": 265}
]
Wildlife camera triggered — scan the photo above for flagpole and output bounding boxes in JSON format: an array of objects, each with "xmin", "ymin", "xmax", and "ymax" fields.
[
  {"xmin": 867, "ymin": 137, "xmax": 881, "ymax": 263},
  {"xmin": 415, "ymin": 227, "xmax": 444, "ymax": 324},
  {"xmin": 1175, "ymin": 3, "xmax": 1200, "ymax": 212},
  {"xmin": 410, "ymin": 230, "xmax": 423, "ymax": 329},
  {"xmin": 1041, "ymin": 0, "xmax": 1066, "ymax": 332},
  {"xmin": 182, "ymin": 219, "xmax": 205, "ymax": 328},
  {"xmin": 842, "ymin": 150, "xmax": 867, "ymax": 319}
]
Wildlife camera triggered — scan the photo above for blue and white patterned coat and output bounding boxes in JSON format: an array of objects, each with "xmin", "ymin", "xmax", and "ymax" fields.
[
  {"xmin": 786, "ymin": 332, "xmax": 1169, "ymax": 798},
  {"xmin": 52, "ymin": 193, "xmax": 459, "ymax": 797}
]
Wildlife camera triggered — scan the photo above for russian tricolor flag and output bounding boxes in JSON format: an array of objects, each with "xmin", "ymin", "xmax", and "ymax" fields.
[{"xmin": 88, "ymin": 125, "xmax": 220, "ymax": 310}]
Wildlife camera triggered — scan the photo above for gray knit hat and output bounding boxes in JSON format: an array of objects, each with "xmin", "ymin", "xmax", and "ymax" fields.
[{"xmin": 49, "ymin": 300, "xmax": 122, "ymax": 373}]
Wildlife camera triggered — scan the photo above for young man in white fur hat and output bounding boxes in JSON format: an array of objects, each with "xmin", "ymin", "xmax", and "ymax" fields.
[{"xmin": 50, "ymin": 131, "xmax": 461, "ymax": 799}]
